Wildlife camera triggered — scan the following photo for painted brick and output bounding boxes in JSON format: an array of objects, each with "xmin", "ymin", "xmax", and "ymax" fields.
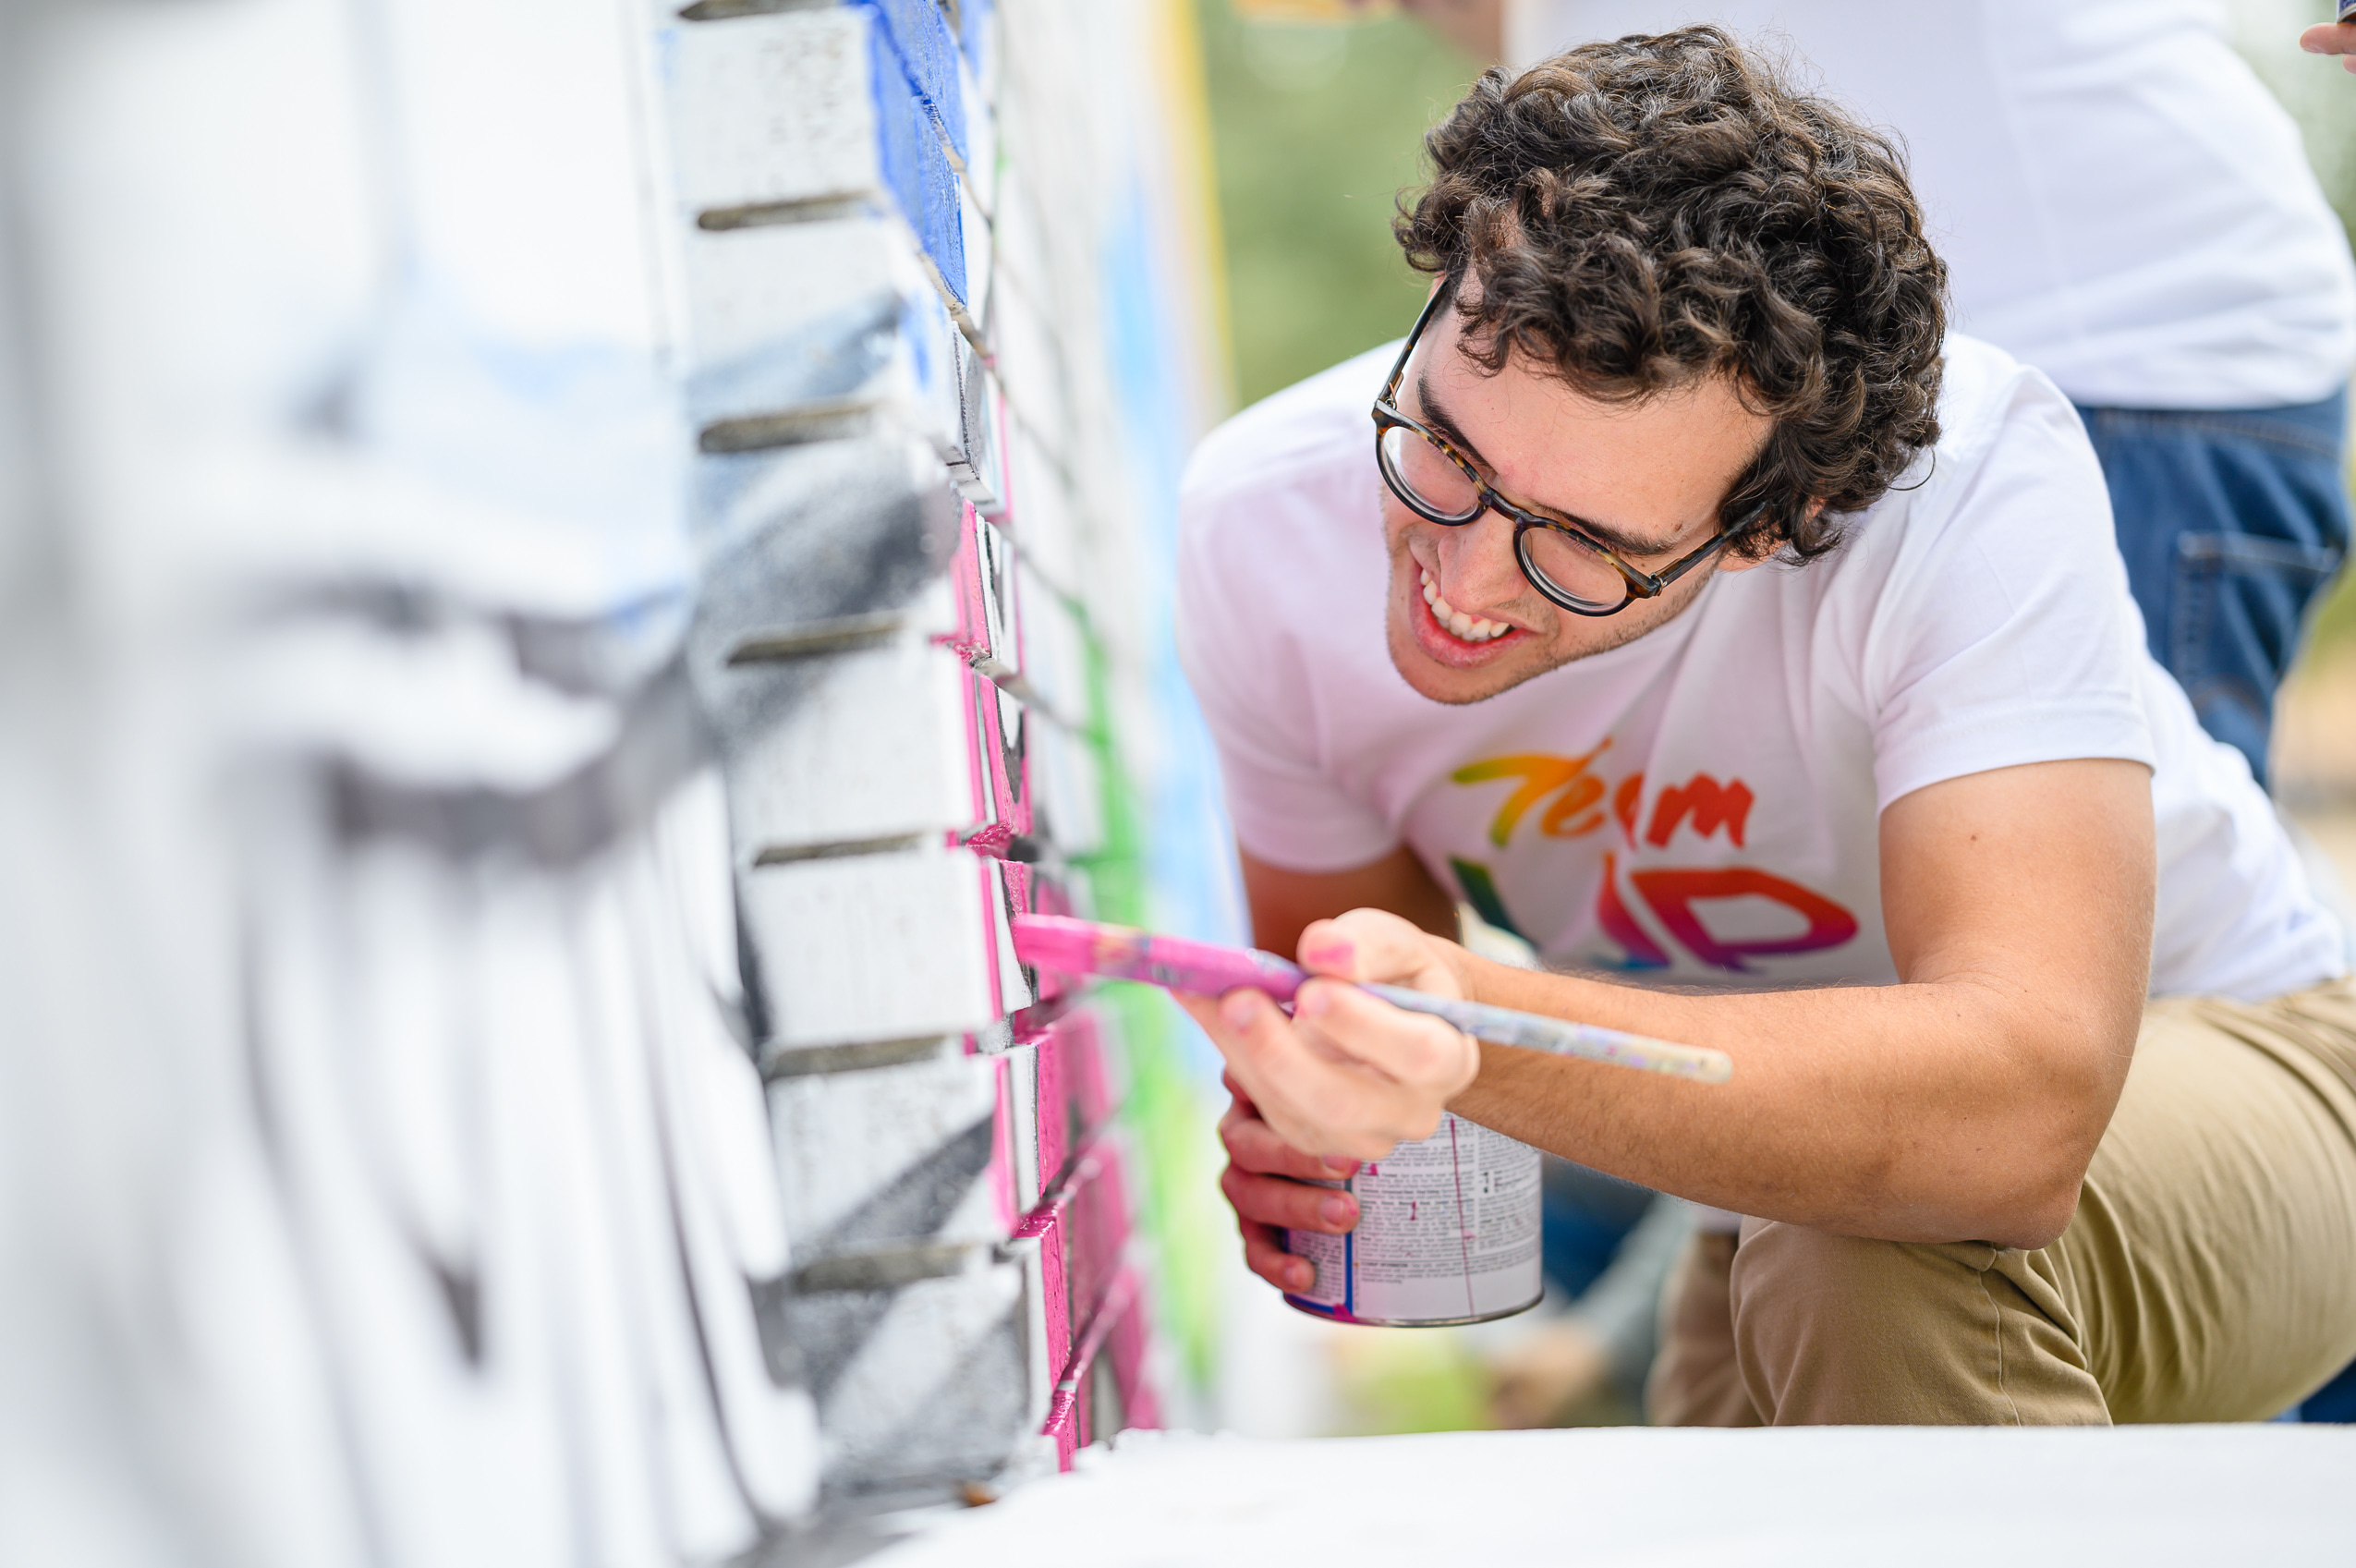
[
  {"xmin": 1026, "ymin": 713, "xmax": 1102, "ymax": 859},
  {"xmin": 1044, "ymin": 1268, "xmax": 1147, "ymax": 1466},
  {"xmin": 959, "ymin": 0, "xmax": 1001, "ymax": 108},
  {"xmin": 766, "ymin": 1052, "xmax": 1009, "ymax": 1261},
  {"xmin": 982, "ymin": 854, "xmax": 1035, "ymax": 1018},
  {"xmin": 946, "ymin": 504, "xmax": 1020, "ymax": 679},
  {"xmin": 668, "ymin": 6, "xmax": 968, "ymax": 301},
  {"xmin": 1011, "ymin": 1129, "xmax": 1153, "ymax": 1470},
  {"xmin": 791, "ymin": 1258, "xmax": 1033, "ymax": 1495},
  {"xmin": 855, "ymin": 0, "xmax": 970, "ymax": 164},
  {"xmin": 741, "ymin": 845, "xmax": 1007, "ymax": 1052},
  {"xmin": 1007, "ymin": 558, "xmax": 1086, "ymax": 726},
  {"xmin": 686, "ymin": 435, "xmax": 958, "ymax": 640},
  {"xmin": 988, "ymin": 158, "xmax": 1050, "ymax": 327},
  {"xmin": 962, "ymin": 663, "xmax": 1029, "ymax": 845},
  {"xmin": 1031, "ymin": 1008, "xmax": 1116, "ymax": 1197},
  {"xmin": 710, "ymin": 633, "xmax": 986, "ymax": 860},
  {"xmin": 668, "ymin": 9, "xmax": 881, "ymax": 218},
  {"xmin": 1002, "ymin": 420, "xmax": 1083, "ymax": 600},
  {"xmin": 947, "ymin": 340, "xmax": 1004, "ymax": 514},
  {"xmin": 956, "ymin": 49, "xmax": 999, "ymax": 214},
  {"xmin": 993, "ymin": 1043, "xmax": 1040, "ymax": 1214},
  {"xmin": 681, "ymin": 218, "xmax": 963, "ymax": 457},
  {"xmin": 1060, "ymin": 1139, "xmax": 1133, "ymax": 1366},
  {"xmin": 957, "ymin": 173, "xmax": 994, "ymax": 338}
]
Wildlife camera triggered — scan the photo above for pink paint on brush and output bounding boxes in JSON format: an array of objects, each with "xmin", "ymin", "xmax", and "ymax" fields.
[
  {"xmin": 1012, "ymin": 914, "xmax": 1310, "ymax": 1003},
  {"xmin": 1013, "ymin": 914, "xmax": 1735, "ymax": 1083}
]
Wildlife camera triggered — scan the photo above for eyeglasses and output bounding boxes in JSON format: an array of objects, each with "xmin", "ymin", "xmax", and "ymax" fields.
[{"xmin": 1370, "ymin": 285, "xmax": 1763, "ymax": 617}]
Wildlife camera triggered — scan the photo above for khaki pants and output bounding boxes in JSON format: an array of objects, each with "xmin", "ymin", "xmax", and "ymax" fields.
[{"xmin": 1647, "ymin": 981, "xmax": 2356, "ymax": 1425}]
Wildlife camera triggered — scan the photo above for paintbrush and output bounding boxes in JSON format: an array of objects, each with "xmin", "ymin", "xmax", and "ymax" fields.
[{"xmin": 1011, "ymin": 914, "xmax": 1731, "ymax": 1083}]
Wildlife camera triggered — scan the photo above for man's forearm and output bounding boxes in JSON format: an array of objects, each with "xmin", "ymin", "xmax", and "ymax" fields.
[{"xmin": 1450, "ymin": 958, "xmax": 2132, "ymax": 1248}]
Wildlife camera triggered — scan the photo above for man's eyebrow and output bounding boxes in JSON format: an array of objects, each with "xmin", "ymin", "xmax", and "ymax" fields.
[
  {"xmin": 1415, "ymin": 371, "xmax": 1500, "ymax": 473},
  {"xmin": 1414, "ymin": 372, "xmax": 1685, "ymax": 558}
]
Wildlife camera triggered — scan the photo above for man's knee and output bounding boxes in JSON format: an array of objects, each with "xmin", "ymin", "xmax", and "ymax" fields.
[{"xmin": 1728, "ymin": 1221, "xmax": 2104, "ymax": 1425}]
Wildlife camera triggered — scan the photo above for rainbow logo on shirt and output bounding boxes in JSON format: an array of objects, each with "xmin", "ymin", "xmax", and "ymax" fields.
[{"xmin": 1448, "ymin": 743, "xmax": 1857, "ymax": 973}]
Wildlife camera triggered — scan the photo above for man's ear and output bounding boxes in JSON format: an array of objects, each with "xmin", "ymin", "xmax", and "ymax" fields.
[{"xmin": 1713, "ymin": 498, "xmax": 1823, "ymax": 575}]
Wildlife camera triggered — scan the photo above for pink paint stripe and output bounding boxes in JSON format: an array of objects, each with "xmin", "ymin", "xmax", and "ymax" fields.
[
  {"xmin": 1039, "ymin": 1263, "xmax": 1141, "ymax": 1448},
  {"xmin": 1015, "ymin": 1128, "xmax": 1107, "ymax": 1236}
]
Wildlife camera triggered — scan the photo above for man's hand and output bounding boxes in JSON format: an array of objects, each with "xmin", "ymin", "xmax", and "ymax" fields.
[
  {"xmin": 1216, "ymin": 1076, "xmax": 1360, "ymax": 1295},
  {"xmin": 1178, "ymin": 907, "xmax": 1482, "ymax": 1163},
  {"xmin": 2301, "ymin": 19, "xmax": 2356, "ymax": 72}
]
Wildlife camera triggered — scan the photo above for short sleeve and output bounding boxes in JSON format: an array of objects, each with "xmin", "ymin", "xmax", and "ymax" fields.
[
  {"xmin": 1175, "ymin": 453, "xmax": 1400, "ymax": 874},
  {"xmin": 1862, "ymin": 367, "xmax": 2157, "ymax": 811}
]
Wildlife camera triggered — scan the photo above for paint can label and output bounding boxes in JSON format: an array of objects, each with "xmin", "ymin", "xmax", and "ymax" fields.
[{"xmin": 1282, "ymin": 1112, "xmax": 1542, "ymax": 1326}]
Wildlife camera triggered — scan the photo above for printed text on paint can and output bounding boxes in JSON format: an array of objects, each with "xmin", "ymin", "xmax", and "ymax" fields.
[{"xmin": 1286, "ymin": 1113, "xmax": 1542, "ymax": 1325}]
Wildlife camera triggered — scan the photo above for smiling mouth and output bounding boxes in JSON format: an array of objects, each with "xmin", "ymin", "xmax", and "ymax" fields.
[{"xmin": 1419, "ymin": 567, "xmax": 1515, "ymax": 644}]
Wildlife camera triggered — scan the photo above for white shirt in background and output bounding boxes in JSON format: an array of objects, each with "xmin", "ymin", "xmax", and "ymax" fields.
[
  {"xmin": 1503, "ymin": 0, "xmax": 2356, "ymax": 409},
  {"xmin": 1177, "ymin": 336, "xmax": 2348, "ymax": 1001}
]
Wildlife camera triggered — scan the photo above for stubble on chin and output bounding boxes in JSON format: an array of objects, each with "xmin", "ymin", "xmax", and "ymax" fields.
[{"xmin": 1378, "ymin": 534, "xmax": 1714, "ymax": 706}]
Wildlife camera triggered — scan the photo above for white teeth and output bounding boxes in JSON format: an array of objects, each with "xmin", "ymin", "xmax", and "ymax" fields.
[{"xmin": 1419, "ymin": 568, "xmax": 1510, "ymax": 643}]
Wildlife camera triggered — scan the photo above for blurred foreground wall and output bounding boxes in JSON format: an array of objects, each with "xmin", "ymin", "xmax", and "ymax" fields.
[{"xmin": 0, "ymin": 0, "xmax": 1228, "ymax": 1562}]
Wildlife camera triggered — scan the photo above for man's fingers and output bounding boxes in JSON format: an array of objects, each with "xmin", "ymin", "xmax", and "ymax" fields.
[
  {"xmin": 1184, "ymin": 991, "xmax": 1292, "ymax": 1129},
  {"xmin": 1239, "ymin": 1219, "xmax": 1317, "ymax": 1295},
  {"xmin": 1221, "ymin": 985, "xmax": 1463, "ymax": 1160},
  {"xmin": 1297, "ymin": 907, "xmax": 1463, "ymax": 997},
  {"xmin": 1293, "ymin": 978, "xmax": 1480, "ymax": 1102},
  {"xmin": 1220, "ymin": 1161, "xmax": 1358, "ymax": 1233},
  {"xmin": 1190, "ymin": 974, "xmax": 1475, "ymax": 1165},
  {"xmin": 1221, "ymin": 1094, "xmax": 1362, "ymax": 1181}
]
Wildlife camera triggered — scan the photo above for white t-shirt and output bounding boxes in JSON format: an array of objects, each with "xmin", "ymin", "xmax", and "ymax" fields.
[
  {"xmin": 1176, "ymin": 336, "xmax": 2347, "ymax": 1002},
  {"xmin": 1503, "ymin": 0, "xmax": 2356, "ymax": 410}
]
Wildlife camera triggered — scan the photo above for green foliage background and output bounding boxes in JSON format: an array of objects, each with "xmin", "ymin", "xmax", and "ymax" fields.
[
  {"xmin": 1193, "ymin": 0, "xmax": 2356, "ymax": 649},
  {"xmin": 1196, "ymin": 2, "xmax": 1481, "ymax": 408}
]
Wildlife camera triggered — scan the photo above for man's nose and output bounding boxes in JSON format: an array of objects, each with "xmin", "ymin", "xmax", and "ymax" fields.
[{"xmin": 1431, "ymin": 512, "xmax": 1526, "ymax": 612}]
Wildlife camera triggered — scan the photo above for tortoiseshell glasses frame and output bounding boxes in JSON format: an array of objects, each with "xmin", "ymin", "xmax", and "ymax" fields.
[{"xmin": 1370, "ymin": 283, "xmax": 1764, "ymax": 617}]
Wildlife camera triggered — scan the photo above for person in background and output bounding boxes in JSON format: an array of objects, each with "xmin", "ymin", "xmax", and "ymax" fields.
[{"xmin": 1356, "ymin": 0, "xmax": 2356, "ymax": 1428}]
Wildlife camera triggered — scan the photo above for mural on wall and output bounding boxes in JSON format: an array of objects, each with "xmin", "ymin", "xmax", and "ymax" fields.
[{"xmin": 0, "ymin": 0, "xmax": 1234, "ymax": 1562}]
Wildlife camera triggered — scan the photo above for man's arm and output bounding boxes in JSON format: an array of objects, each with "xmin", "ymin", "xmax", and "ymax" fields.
[{"xmin": 1199, "ymin": 757, "xmax": 2156, "ymax": 1260}]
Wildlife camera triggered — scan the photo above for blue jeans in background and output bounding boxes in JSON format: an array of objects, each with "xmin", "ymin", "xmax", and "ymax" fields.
[
  {"xmin": 2074, "ymin": 390, "xmax": 2351, "ymax": 788},
  {"xmin": 2081, "ymin": 389, "xmax": 2354, "ymax": 1424}
]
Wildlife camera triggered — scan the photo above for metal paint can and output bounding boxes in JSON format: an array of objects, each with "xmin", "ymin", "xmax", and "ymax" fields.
[{"xmin": 1281, "ymin": 1112, "xmax": 1543, "ymax": 1326}]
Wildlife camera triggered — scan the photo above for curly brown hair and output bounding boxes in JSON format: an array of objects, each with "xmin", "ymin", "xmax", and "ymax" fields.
[{"xmin": 1396, "ymin": 26, "xmax": 1947, "ymax": 561}]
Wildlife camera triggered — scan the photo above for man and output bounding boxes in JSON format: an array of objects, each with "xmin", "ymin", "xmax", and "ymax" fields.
[
  {"xmin": 1375, "ymin": 0, "xmax": 2356, "ymax": 790},
  {"xmin": 1177, "ymin": 30, "xmax": 2356, "ymax": 1424}
]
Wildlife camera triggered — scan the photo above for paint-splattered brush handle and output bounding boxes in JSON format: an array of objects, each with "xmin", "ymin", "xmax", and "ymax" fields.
[
  {"xmin": 1012, "ymin": 915, "xmax": 1731, "ymax": 1083},
  {"xmin": 1361, "ymin": 983, "xmax": 1733, "ymax": 1082}
]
